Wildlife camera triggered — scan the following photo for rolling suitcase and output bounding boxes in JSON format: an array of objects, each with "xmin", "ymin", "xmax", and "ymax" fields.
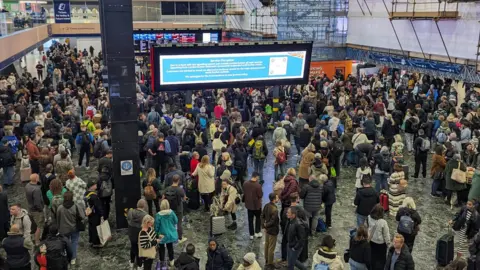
[
  {"xmin": 210, "ymin": 215, "xmax": 226, "ymax": 236},
  {"xmin": 436, "ymin": 229, "xmax": 454, "ymax": 266}
]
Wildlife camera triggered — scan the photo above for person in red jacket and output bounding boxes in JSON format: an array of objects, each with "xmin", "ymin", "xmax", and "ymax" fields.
[{"xmin": 280, "ymin": 168, "xmax": 299, "ymax": 223}]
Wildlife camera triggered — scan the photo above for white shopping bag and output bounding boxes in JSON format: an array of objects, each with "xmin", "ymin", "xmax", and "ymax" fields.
[{"xmin": 96, "ymin": 220, "xmax": 112, "ymax": 245}]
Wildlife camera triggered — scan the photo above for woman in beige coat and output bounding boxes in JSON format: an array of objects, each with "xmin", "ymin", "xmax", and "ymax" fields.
[
  {"xmin": 298, "ymin": 144, "xmax": 316, "ymax": 190},
  {"xmin": 192, "ymin": 155, "xmax": 215, "ymax": 211},
  {"xmin": 221, "ymin": 175, "xmax": 239, "ymax": 230}
]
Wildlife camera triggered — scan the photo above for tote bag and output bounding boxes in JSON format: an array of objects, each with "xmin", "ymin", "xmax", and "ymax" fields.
[
  {"xmin": 96, "ymin": 220, "xmax": 112, "ymax": 245},
  {"xmin": 452, "ymin": 163, "xmax": 467, "ymax": 184},
  {"xmin": 138, "ymin": 230, "xmax": 156, "ymax": 259}
]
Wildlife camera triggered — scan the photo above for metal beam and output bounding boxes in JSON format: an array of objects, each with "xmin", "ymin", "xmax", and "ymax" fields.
[
  {"xmin": 362, "ymin": 0, "xmax": 373, "ymax": 15},
  {"xmin": 356, "ymin": 0, "xmax": 366, "ymax": 15},
  {"xmin": 382, "ymin": 0, "xmax": 405, "ymax": 56},
  {"xmin": 435, "ymin": 19, "xmax": 452, "ymax": 63},
  {"xmin": 410, "ymin": 19, "xmax": 426, "ymax": 59}
]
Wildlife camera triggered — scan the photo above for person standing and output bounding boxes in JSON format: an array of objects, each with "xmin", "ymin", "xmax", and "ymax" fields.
[
  {"xmin": 286, "ymin": 206, "xmax": 307, "ymax": 270},
  {"xmin": 395, "ymin": 197, "xmax": 422, "ymax": 253},
  {"xmin": 0, "ymin": 186, "xmax": 8, "ymax": 240},
  {"xmin": 65, "ymin": 170, "xmax": 87, "ymax": 209},
  {"xmin": 348, "ymin": 225, "xmax": 371, "ymax": 270},
  {"xmin": 354, "ymin": 176, "xmax": 379, "ymax": 227},
  {"xmin": 368, "ymin": 204, "xmax": 391, "ymax": 270},
  {"xmin": 163, "ymin": 175, "xmax": 187, "ymax": 243},
  {"xmin": 449, "ymin": 199, "xmax": 480, "ymax": 255},
  {"xmin": 251, "ymin": 135, "xmax": 268, "ymax": 183},
  {"xmin": 385, "ymin": 234, "xmax": 415, "ymax": 270},
  {"xmin": 97, "ymin": 150, "xmax": 113, "ymax": 220},
  {"xmin": 0, "ymin": 139, "xmax": 15, "ymax": 187},
  {"xmin": 35, "ymin": 61, "xmax": 44, "ymax": 80},
  {"xmin": 40, "ymin": 224, "xmax": 73, "ymax": 269},
  {"xmin": 311, "ymin": 234, "xmax": 344, "ymax": 269},
  {"xmin": 299, "ymin": 175, "xmax": 323, "ymax": 235},
  {"xmin": 293, "ymin": 114, "xmax": 307, "ymax": 156},
  {"xmin": 84, "ymin": 180, "xmax": 103, "ymax": 248},
  {"xmin": 261, "ymin": 193, "xmax": 280, "ymax": 268},
  {"xmin": 138, "ymin": 215, "xmax": 158, "ymax": 270},
  {"xmin": 221, "ymin": 179, "xmax": 239, "ymax": 230},
  {"xmin": 412, "ymin": 129, "xmax": 429, "ymax": 179},
  {"xmin": 142, "ymin": 168, "xmax": 162, "ymax": 216},
  {"xmin": 24, "ymin": 174, "xmax": 43, "ymax": 244},
  {"xmin": 154, "ymin": 200, "xmax": 178, "ymax": 266},
  {"xmin": 24, "ymin": 135, "xmax": 40, "ymax": 174},
  {"xmin": 206, "ymin": 239, "xmax": 234, "ymax": 270},
  {"xmin": 1, "ymin": 224, "xmax": 33, "ymax": 270},
  {"xmin": 55, "ymin": 191, "xmax": 85, "ymax": 266},
  {"xmin": 243, "ymin": 172, "xmax": 263, "ymax": 240},
  {"xmin": 192, "ymin": 155, "xmax": 215, "ymax": 212},
  {"xmin": 75, "ymin": 124, "xmax": 94, "ymax": 169},
  {"xmin": 126, "ymin": 199, "xmax": 148, "ymax": 269}
]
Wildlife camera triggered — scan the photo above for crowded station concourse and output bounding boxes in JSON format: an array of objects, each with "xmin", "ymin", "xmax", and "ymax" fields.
[{"xmin": 1, "ymin": 40, "xmax": 480, "ymax": 270}]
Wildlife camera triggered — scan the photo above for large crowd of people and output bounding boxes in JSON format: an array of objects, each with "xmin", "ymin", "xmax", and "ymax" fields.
[{"xmin": 0, "ymin": 41, "xmax": 480, "ymax": 270}]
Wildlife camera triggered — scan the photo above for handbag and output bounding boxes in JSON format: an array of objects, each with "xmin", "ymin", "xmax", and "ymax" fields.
[
  {"xmin": 96, "ymin": 220, "xmax": 112, "ymax": 245},
  {"xmin": 138, "ymin": 229, "xmax": 156, "ymax": 259},
  {"xmin": 433, "ymin": 171, "xmax": 444, "ymax": 180},
  {"xmin": 75, "ymin": 206, "xmax": 86, "ymax": 231},
  {"xmin": 451, "ymin": 163, "xmax": 467, "ymax": 184}
]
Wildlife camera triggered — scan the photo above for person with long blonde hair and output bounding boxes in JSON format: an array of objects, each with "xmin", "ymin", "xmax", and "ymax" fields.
[
  {"xmin": 192, "ymin": 155, "xmax": 215, "ymax": 211},
  {"xmin": 141, "ymin": 168, "xmax": 161, "ymax": 215}
]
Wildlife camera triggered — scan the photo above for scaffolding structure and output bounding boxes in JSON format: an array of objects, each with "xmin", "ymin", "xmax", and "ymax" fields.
[
  {"xmin": 277, "ymin": 0, "xmax": 349, "ymax": 60},
  {"xmin": 224, "ymin": 0, "xmax": 278, "ymax": 39}
]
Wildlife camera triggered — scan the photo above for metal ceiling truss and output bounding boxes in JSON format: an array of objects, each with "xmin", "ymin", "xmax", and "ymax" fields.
[{"xmin": 347, "ymin": 48, "xmax": 480, "ymax": 83}]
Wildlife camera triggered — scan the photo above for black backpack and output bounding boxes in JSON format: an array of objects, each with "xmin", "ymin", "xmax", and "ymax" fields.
[
  {"xmin": 81, "ymin": 132, "xmax": 90, "ymax": 146},
  {"xmin": 21, "ymin": 214, "xmax": 38, "ymax": 233},
  {"xmin": 471, "ymin": 113, "xmax": 480, "ymax": 130},
  {"xmin": 381, "ymin": 154, "xmax": 391, "ymax": 172},
  {"xmin": 165, "ymin": 188, "xmax": 179, "ymax": 211}
]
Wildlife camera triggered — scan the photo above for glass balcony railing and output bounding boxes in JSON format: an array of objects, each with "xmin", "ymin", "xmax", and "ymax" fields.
[{"xmin": 0, "ymin": 12, "xmax": 47, "ymax": 37}]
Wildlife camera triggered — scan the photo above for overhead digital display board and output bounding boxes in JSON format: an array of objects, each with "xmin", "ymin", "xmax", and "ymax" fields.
[{"xmin": 151, "ymin": 42, "xmax": 312, "ymax": 91}]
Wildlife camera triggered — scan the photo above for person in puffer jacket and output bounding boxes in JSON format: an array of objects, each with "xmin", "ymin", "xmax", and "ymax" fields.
[
  {"xmin": 127, "ymin": 199, "xmax": 148, "ymax": 269},
  {"xmin": 280, "ymin": 168, "xmax": 299, "ymax": 218},
  {"xmin": 172, "ymin": 113, "xmax": 187, "ymax": 136},
  {"xmin": 311, "ymin": 234, "xmax": 344, "ymax": 270},
  {"xmin": 300, "ymin": 175, "xmax": 323, "ymax": 235}
]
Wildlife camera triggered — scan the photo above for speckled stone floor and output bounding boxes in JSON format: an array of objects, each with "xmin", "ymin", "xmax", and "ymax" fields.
[{"xmin": 2, "ymin": 133, "xmax": 453, "ymax": 270}]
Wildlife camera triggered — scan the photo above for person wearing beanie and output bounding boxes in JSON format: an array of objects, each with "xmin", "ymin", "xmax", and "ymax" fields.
[
  {"xmin": 237, "ymin": 252, "xmax": 261, "ymax": 270},
  {"xmin": 221, "ymin": 176, "xmax": 238, "ymax": 230}
]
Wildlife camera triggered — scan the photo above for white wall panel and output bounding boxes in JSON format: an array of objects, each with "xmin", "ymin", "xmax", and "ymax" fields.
[
  {"xmin": 76, "ymin": 37, "xmax": 102, "ymax": 55},
  {"xmin": 347, "ymin": 0, "xmax": 480, "ymax": 60}
]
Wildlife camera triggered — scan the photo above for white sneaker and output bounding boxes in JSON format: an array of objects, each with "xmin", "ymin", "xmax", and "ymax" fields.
[
  {"xmin": 85, "ymin": 166, "xmax": 90, "ymax": 170},
  {"xmin": 178, "ymin": 237, "xmax": 187, "ymax": 244},
  {"xmin": 255, "ymin": 232, "xmax": 263, "ymax": 238},
  {"xmin": 250, "ymin": 235, "xmax": 254, "ymax": 240},
  {"xmin": 169, "ymin": 260, "xmax": 175, "ymax": 267},
  {"xmin": 129, "ymin": 262, "xmax": 134, "ymax": 269},
  {"xmin": 71, "ymin": 259, "xmax": 76, "ymax": 265}
]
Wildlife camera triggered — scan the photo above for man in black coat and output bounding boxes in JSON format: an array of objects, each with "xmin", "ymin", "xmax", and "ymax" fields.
[
  {"xmin": 385, "ymin": 234, "xmax": 415, "ymax": 270},
  {"xmin": 40, "ymin": 224, "xmax": 73, "ymax": 269},
  {"xmin": 286, "ymin": 206, "xmax": 308, "ymax": 270},
  {"xmin": 354, "ymin": 176, "xmax": 379, "ymax": 227}
]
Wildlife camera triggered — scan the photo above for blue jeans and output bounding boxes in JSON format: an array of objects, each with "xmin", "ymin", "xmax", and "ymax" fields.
[
  {"xmin": 374, "ymin": 173, "xmax": 388, "ymax": 192},
  {"xmin": 253, "ymin": 159, "xmax": 265, "ymax": 182},
  {"xmin": 287, "ymin": 247, "xmax": 307, "ymax": 270},
  {"xmin": 2, "ymin": 166, "xmax": 14, "ymax": 186},
  {"xmin": 356, "ymin": 214, "xmax": 367, "ymax": 228},
  {"xmin": 432, "ymin": 178, "xmax": 442, "ymax": 195},
  {"xmin": 275, "ymin": 163, "xmax": 286, "ymax": 179},
  {"xmin": 66, "ymin": 231, "xmax": 80, "ymax": 259},
  {"xmin": 349, "ymin": 259, "xmax": 368, "ymax": 270}
]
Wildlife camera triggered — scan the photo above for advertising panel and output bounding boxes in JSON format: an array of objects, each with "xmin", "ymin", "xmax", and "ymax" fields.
[
  {"xmin": 368, "ymin": 52, "xmax": 462, "ymax": 74},
  {"xmin": 53, "ymin": 0, "xmax": 71, "ymax": 23},
  {"xmin": 152, "ymin": 43, "xmax": 312, "ymax": 91}
]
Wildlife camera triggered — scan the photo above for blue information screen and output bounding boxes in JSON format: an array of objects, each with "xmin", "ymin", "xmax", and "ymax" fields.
[{"xmin": 159, "ymin": 51, "xmax": 307, "ymax": 85}]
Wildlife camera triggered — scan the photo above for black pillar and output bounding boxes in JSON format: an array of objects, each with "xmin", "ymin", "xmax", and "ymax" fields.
[
  {"xmin": 99, "ymin": 0, "xmax": 140, "ymax": 229},
  {"xmin": 185, "ymin": 90, "xmax": 193, "ymax": 116}
]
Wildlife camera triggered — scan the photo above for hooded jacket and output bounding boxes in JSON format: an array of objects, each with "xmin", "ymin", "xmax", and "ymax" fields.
[
  {"xmin": 367, "ymin": 215, "xmax": 391, "ymax": 245},
  {"xmin": 206, "ymin": 239, "xmax": 234, "ymax": 270},
  {"xmin": 175, "ymin": 252, "xmax": 200, "ymax": 270},
  {"xmin": 280, "ymin": 175, "xmax": 299, "ymax": 206},
  {"xmin": 154, "ymin": 209, "xmax": 178, "ymax": 244},
  {"xmin": 127, "ymin": 208, "xmax": 147, "ymax": 242},
  {"xmin": 56, "ymin": 200, "xmax": 85, "ymax": 235},
  {"xmin": 311, "ymin": 247, "xmax": 344, "ymax": 270},
  {"xmin": 9, "ymin": 208, "xmax": 31, "ymax": 240},
  {"xmin": 300, "ymin": 179, "xmax": 323, "ymax": 212},
  {"xmin": 354, "ymin": 187, "xmax": 379, "ymax": 216},
  {"xmin": 172, "ymin": 115, "xmax": 187, "ymax": 135}
]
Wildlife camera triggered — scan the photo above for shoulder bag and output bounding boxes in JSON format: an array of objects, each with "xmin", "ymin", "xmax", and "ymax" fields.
[
  {"xmin": 138, "ymin": 229, "xmax": 157, "ymax": 259},
  {"xmin": 452, "ymin": 162, "xmax": 467, "ymax": 184}
]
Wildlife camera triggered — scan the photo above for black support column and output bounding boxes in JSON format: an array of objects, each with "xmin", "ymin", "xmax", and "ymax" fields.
[{"xmin": 99, "ymin": 0, "xmax": 140, "ymax": 229}]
